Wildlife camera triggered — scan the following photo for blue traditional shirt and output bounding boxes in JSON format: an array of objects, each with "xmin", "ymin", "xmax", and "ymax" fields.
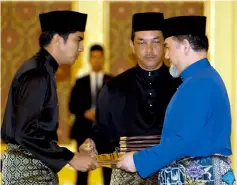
[{"xmin": 134, "ymin": 58, "xmax": 232, "ymax": 178}]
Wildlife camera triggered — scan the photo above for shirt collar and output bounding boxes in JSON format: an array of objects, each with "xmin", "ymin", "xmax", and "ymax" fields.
[
  {"xmin": 180, "ymin": 58, "xmax": 210, "ymax": 81},
  {"xmin": 91, "ymin": 71, "xmax": 103, "ymax": 76},
  {"xmin": 40, "ymin": 48, "xmax": 59, "ymax": 74},
  {"xmin": 136, "ymin": 63, "xmax": 166, "ymax": 79}
]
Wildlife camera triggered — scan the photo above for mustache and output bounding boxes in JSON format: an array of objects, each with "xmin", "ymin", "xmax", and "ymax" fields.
[{"xmin": 144, "ymin": 54, "xmax": 156, "ymax": 58}]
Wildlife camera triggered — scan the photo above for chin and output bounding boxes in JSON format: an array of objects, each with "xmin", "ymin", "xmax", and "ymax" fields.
[
  {"xmin": 69, "ymin": 57, "xmax": 77, "ymax": 64},
  {"xmin": 70, "ymin": 60, "xmax": 76, "ymax": 65},
  {"xmin": 145, "ymin": 62, "xmax": 160, "ymax": 68}
]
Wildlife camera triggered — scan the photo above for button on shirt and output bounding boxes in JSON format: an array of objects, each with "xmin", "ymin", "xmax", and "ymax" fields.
[{"xmin": 134, "ymin": 64, "xmax": 174, "ymax": 135}]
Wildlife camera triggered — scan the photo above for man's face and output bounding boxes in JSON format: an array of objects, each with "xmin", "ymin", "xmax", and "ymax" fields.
[
  {"xmin": 130, "ymin": 30, "xmax": 164, "ymax": 70},
  {"xmin": 89, "ymin": 50, "xmax": 104, "ymax": 72},
  {"xmin": 59, "ymin": 31, "xmax": 84, "ymax": 64},
  {"xmin": 164, "ymin": 37, "xmax": 182, "ymax": 77}
]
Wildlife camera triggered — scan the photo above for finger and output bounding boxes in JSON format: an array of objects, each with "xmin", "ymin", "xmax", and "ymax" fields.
[
  {"xmin": 85, "ymin": 148, "xmax": 93, "ymax": 153},
  {"xmin": 116, "ymin": 162, "xmax": 122, "ymax": 169},
  {"xmin": 91, "ymin": 140, "xmax": 96, "ymax": 147},
  {"xmin": 88, "ymin": 140, "xmax": 94, "ymax": 148},
  {"xmin": 96, "ymin": 162, "xmax": 100, "ymax": 168},
  {"xmin": 79, "ymin": 144, "xmax": 91, "ymax": 153},
  {"xmin": 91, "ymin": 159, "xmax": 99, "ymax": 168},
  {"xmin": 118, "ymin": 156, "xmax": 124, "ymax": 161},
  {"xmin": 94, "ymin": 148, "xmax": 98, "ymax": 155},
  {"xmin": 94, "ymin": 160, "xmax": 99, "ymax": 167},
  {"xmin": 90, "ymin": 163, "xmax": 96, "ymax": 170},
  {"xmin": 85, "ymin": 138, "xmax": 91, "ymax": 144},
  {"xmin": 89, "ymin": 151, "xmax": 96, "ymax": 158},
  {"xmin": 89, "ymin": 160, "xmax": 98, "ymax": 170},
  {"xmin": 85, "ymin": 142, "xmax": 91, "ymax": 148},
  {"xmin": 88, "ymin": 148, "xmax": 97, "ymax": 156},
  {"xmin": 80, "ymin": 168, "xmax": 86, "ymax": 172},
  {"xmin": 89, "ymin": 139, "xmax": 97, "ymax": 151},
  {"xmin": 93, "ymin": 149, "xmax": 98, "ymax": 156},
  {"xmin": 82, "ymin": 144, "xmax": 93, "ymax": 152}
]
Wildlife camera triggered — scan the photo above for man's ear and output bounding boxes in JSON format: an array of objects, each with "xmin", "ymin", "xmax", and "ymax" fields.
[
  {"xmin": 130, "ymin": 40, "xmax": 135, "ymax": 53},
  {"xmin": 51, "ymin": 33, "xmax": 60, "ymax": 45},
  {"xmin": 52, "ymin": 33, "xmax": 65, "ymax": 46},
  {"xmin": 182, "ymin": 39, "xmax": 191, "ymax": 54}
]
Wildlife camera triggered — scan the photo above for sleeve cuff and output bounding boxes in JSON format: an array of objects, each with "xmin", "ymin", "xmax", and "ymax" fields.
[
  {"xmin": 134, "ymin": 150, "xmax": 150, "ymax": 179},
  {"xmin": 54, "ymin": 148, "xmax": 74, "ymax": 172}
]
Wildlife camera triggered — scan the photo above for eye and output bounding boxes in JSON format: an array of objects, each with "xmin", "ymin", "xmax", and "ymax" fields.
[
  {"xmin": 138, "ymin": 41, "xmax": 145, "ymax": 45},
  {"xmin": 154, "ymin": 40, "xmax": 160, "ymax": 43}
]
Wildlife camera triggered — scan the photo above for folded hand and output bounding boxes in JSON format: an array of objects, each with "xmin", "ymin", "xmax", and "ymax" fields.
[
  {"xmin": 69, "ymin": 152, "xmax": 99, "ymax": 172},
  {"xmin": 79, "ymin": 138, "xmax": 98, "ymax": 157}
]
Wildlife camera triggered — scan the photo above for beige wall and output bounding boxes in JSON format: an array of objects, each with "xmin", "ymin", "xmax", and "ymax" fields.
[
  {"xmin": 234, "ymin": 1, "xmax": 237, "ymax": 176},
  {"xmin": 204, "ymin": 1, "xmax": 237, "ymax": 175}
]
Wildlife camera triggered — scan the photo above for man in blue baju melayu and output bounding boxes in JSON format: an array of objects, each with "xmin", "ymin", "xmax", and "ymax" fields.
[{"xmin": 117, "ymin": 15, "xmax": 236, "ymax": 185}]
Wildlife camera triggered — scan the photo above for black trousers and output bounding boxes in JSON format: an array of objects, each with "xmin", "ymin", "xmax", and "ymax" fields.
[{"xmin": 76, "ymin": 167, "xmax": 112, "ymax": 185}]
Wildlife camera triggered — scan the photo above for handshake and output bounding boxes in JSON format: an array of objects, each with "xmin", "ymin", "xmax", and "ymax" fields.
[
  {"xmin": 68, "ymin": 138, "xmax": 99, "ymax": 172},
  {"xmin": 68, "ymin": 138, "xmax": 137, "ymax": 173}
]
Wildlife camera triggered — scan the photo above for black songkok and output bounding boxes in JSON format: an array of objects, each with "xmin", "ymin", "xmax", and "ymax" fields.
[
  {"xmin": 132, "ymin": 12, "xmax": 164, "ymax": 32},
  {"xmin": 163, "ymin": 16, "xmax": 206, "ymax": 39},
  {"xmin": 39, "ymin": 10, "xmax": 88, "ymax": 33}
]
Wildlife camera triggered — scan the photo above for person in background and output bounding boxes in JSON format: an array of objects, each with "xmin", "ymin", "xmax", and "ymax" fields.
[{"xmin": 69, "ymin": 44, "xmax": 113, "ymax": 185}]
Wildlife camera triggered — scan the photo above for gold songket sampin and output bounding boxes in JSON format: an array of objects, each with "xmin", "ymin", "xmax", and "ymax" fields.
[{"xmin": 96, "ymin": 153, "xmax": 124, "ymax": 168}]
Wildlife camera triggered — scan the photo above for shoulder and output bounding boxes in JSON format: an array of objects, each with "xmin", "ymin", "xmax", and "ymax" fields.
[
  {"xmin": 74, "ymin": 75, "xmax": 90, "ymax": 84},
  {"xmin": 19, "ymin": 67, "xmax": 49, "ymax": 82},
  {"xmin": 14, "ymin": 68, "xmax": 49, "ymax": 96},
  {"xmin": 15, "ymin": 52, "xmax": 50, "ymax": 81},
  {"xmin": 181, "ymin": 75, "xmax": 214, "ymax": 95},
  {"xmin": 104, "ymin": 73, "xmax": 113, "ymax": 79},
  {"xmin": 107, "ymin": 67, "xmax": 136, "ymax": 89}
]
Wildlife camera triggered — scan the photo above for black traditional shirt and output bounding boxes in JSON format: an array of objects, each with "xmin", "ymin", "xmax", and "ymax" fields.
[
  {"xmin": 1, "ymin": 49, "xmax": 74, "ymax": 172},
  {"xmin": 92, "ymin": 64, "xmax": 182, "ymax": 153}
]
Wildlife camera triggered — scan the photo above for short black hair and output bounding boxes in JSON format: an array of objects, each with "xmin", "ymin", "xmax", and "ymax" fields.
[
  {"xmin": 173, "ymin": 34, "xmax": 209, "ymax": 52},
  {"xmin": 39, "ymin": 31, "xmax": 76, "ymax": 48},
  {"xmin": 90, "ymin": 44, "xmax": 104, "ymax": 53}
]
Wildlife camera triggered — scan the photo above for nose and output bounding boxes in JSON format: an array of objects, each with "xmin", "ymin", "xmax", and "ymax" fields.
[
  {"xmin": 78, "ymin": 45, "xmax": 84, "ymax": 52},
  {"xmin": 78, "ymin": 42, "xmax": 84, "ymax": 52},
  {"xmin": 146, "ymin": 43, "xmax": 153, "ymax": 53}
]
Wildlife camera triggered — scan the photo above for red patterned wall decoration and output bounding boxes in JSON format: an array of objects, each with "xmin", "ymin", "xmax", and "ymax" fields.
[
  {"xmin": 1, "ymin": 2, "xmax": 72, "ymax": 143},
  {"xmin": 109, "ymin": 2, "xmax": 203, "ymax": 75}
]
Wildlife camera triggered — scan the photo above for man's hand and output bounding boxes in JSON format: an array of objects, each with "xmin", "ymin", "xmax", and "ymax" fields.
[
  {"xmin": 69, "ymin": 152, "xmax": 99, "ymax": 172},
  {"xmin": 117, "ymin": 152, "xmax": 137, "ymax": 172},
  {"xmin": 79, "ymin": 138, "xmax": 98, "ymax": 157},
  {"xmin": 84, "ymin": 108, "xmax": 96, "ymax": 121}
]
